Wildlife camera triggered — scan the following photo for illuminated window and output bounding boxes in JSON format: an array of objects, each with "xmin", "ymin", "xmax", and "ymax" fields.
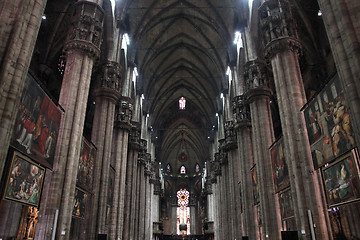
[
  {"xmin": 180, "ymin": 165, "xmax": 186, "ymax": 174},
  {"xmin": 195, "ymin": 164, "xmax": 200, "ymax": 173},
  {"xmin": 179, "ymin": 97, "xmax": 186, "ymax": 110},
  {"xmin": 166, "ymin": 163, "xmax": 171, "ymax": 173},
  {"xmin": 177, "ymin": 189, "xmax": 190, "ymax": 235}
]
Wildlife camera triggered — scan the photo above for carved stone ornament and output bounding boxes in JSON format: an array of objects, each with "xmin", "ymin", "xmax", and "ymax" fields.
[
  {"xmin": 99, "ymin": 62, "xmax": 122, "ymax": 92},
  {"xmin": 64, "ymin": 1, "xmax": 104, "ymax": 58},
  {"xmin": 114, "ymin": 100, "xmax": 133, "ymax": 129},
  {"xmin": 218, "ymin": 139, "xmax": 228, "ymax": 165},
  {"xmin": 224, "ymin": 121, "xmax": 237, "ymax": 150},
  {"xmin": 259, "ymin": 0, "xmax": 301, "ymax": 59},
  {"xmin": 210, "ymin": 153, "xmax": 221, "ymax": 176},
  {"xmin": 144, "ymin": 153, "xmax": 153, "ymax": 176},
  {"xmin": 244, "ymin": 59, "xmax": 272, "ymax": 91},
  {"xmin": 137, "ymin": 139, "xmax": 147, "ymax": 165},
  {"xmin": 129, "ymin": 126, "xmax": 141, "ymax": 149},
  {"xmin": 232, "ymin": 95, "xmax": 251, "ymax": 126}
]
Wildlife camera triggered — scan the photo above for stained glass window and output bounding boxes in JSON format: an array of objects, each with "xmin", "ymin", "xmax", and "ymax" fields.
[
  {"xmin": 195, "ymin": 163, "xmax": 200, "ymax": 173},
  {"xmin": 180, "ymin": 165, "xmax": 186, "ymax": 174},
  {"xmin": 166, "ymin": 163, "xmax": 171, "ymax": 173},
  {"xmin": 176, "ymin": 189, "xmax": 190, "ymax": 235},
  {"xmin": 179, "ymin": 97, "xmax": 186, "ymax": 110}
]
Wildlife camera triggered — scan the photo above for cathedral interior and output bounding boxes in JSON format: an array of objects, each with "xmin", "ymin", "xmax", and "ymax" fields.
[{"xmin": 0, "ymin": 0, "xmax": 360, "ymax": 239}]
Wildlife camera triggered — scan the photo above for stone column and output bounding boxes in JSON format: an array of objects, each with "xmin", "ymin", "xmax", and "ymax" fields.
[
  {"xmin": 224, "ymin": 121, "xmax": 242, "ymax": 239},
  {"xmin": 45, "ymin": 2, "xmax": 104, "ymax": 239},
  {"xmin": 0, "ymin": 0, "xmax": 47, "ymax": 181},
  {"xmin": 244, "ymin": 59, "xmax": 281, "ymax": 240},
  {"xmin": 123, "ymin": 126, "xmax": 140, "ymax": 239},
  {"xmin": 233, "ymin": 95, "xmax": 258, "ymax": 240},
  {"xmin": 317, "ymin": 0, "xmax": 360, "ymax": 140},
  {"xmin": 210, "ymin": 152, "xmax": 221, "ymax": 239},
  {"xmin": 137, "ymin": 139, "xmax": 147, "ymax": 239},
  {"xmin": 259, "ymin": 1, "xmax": 329, "ymax": 239},
  {"xmin": 108, "ymin": 99, "xmax": 132, "ymax": 239},
  {"xmin": 144, "ymin": 153, "xmax": 152, "ymax": 240},
  {"xmin": 89, "ymin": 61, "xmax": 122, "ymax": 238}
]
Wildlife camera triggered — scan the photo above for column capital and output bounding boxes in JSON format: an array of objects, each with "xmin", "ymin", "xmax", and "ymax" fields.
[
  {"xmin": 258, "ymin": 0, "xmax": 302, "ymax": 58},
  {"xmin": 218, "ymin": 139, "xmax": 228, "ymax": 165},
  {"xmin": 137, "ymin": 139, "xmax": 147, "ymax": 165},
  {"xmin": 224, "ymin": 121, "xmax": 237, "ymax": 150},
  {"xmin": 114, "ymin": 99, "xmax": 133, "ymax": 129},
  {"xmin": 244, "ymin": 59, "xmax": 273, "ymax": 102},
  {"xmin": 144, "ymin": 153, "xmax": 153, "ymax": 176},
  {"xmin": 129, "ymin": 126, "xmax": 141, "ymax": 150},
  {"xmin": 64, "ymin": 1, "xmax": 104, "ymax": 59},
  {"xmin": 93, "ymin": 61, "xmax": 123, "ymax": 102},
  {"xmin": 210, "ymin": 152, "xmax": 221, "ymax": 177},
  {"xmin": 232, "ymin": 95, "xmax": 251, "ymax": 128}
]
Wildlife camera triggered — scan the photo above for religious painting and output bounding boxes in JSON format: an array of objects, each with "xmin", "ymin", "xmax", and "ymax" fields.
[
  {"xmin": 322, "ymin": 150, "xmax": 360, "ymax": 207},
  {"xmin": 270, "ymin": 137, "xmax": 290, "ymax": 192},
  {"xmin": 72, "ymin": 188, "xmax": 88, "ymax": 219},
  {"xmin": 251, "ymin": 165, "xmax": 259, "ymax": 204},
  {"xmin": 304, "ymin": 74, "xmax": 356, "ymax": 169},
  {"xmin": 76, "ymin": 137, "xmax": 95, "ymax": 190},
  {"xmin": 107, "ymin": 167, "xmax": 115, "ymax": 206},
  {"xmin": 4, "ymin": 151, "xmax": 45, "ymax": 207},
  {"xmin": 11, "ymin": 74, "xmax": 62, "ymax": 169},
  {"xmin": 279, "ymin": 188, "xmax": 294, "ymax": 220}
]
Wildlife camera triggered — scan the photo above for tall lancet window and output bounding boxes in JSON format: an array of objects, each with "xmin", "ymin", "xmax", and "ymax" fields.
[
  {"xmin": 179, "ymin": 97, "xmax": 186, "ymax": 110},
  {"xmin": 176, "ymin": 189, "xmax": 190, "ymax": 235},
  {"xmin": 180, "ymin": 165, "xmax": 186, "ymax": 174}
]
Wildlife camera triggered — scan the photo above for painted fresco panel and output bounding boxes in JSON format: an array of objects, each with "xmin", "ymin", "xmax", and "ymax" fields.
[
  {"xmin": 322, "ymin": 150, "xmax": 360, "ymax": 207},
  {"xmin": 279, "ymin": 188, "xmax": 294, "ymax": 220},
  {"xmin": 270, "ymin": 137, "xmax": 290, "ymax": 192},
  {"xmin": 11, "ymin": 74, "xmax": 62, "ymax": 169},
  {"xmin": 107, "ymin": 167, "xmax": 115, "ymax": 205},
  {"xmin": 76, "ymin": 137, "xmax": 95, "ymax": 190},
  {"xmin": 4, "ymin": 151, "xmax": 45, "ymax": 207},
  {"xmin": 304, "ymin": 75, "xmax": 356, "ymax": 168},
  {"xmin": 72, "ymin": 188, "xmax": 88, "ymax": 219},
  {"xmin": 251, "ymin": 165, "xmax": 259, "ymax": 204}
]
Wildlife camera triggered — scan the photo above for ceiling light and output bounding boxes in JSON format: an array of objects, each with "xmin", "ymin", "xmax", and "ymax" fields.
[
  {"xmin": 220, "ymin": 93, "xmax": 224, "ymax": 99},
  {"xmin": 134, "ymin": 67, "xmax": 139, "ymax": 76},
  {"xmin": 233, "ymin": 31, "xmax": 241, "ymax": 45},
  {"xmin": 226, "ymin": 66, "xmax": 231, "ymax": 76},
  {"xmin": 42, "ymin": 15, "xmax": 46, "ymax": 20},
  {"xmin": 317, "ymin": 10, "xmax": 322, "ymax": 16},
  {"xmin": 123, "ymin": 33, "xmax": 130, "ymax": 45},
  {"xmin": 216, "ymin": 113, "xmax": 219, "ymax": 117}
]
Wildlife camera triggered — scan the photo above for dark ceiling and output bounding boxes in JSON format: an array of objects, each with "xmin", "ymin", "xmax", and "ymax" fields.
[{"xmin": 125, "ymin": 0, "xmax": 246, "ymax": 175}]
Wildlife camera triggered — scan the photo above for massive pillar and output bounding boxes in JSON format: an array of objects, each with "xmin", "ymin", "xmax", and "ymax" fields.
[
  {"xmin": 209, "ymin": 152, "xmax": 221, "ymax": 240},
  {"xmin": 43, "ymin": 2, "xmax": 104, "ymax": 239},
  {"xmin": 108, "ymin": 99, "xmax": 132, "ymax": 239},
  {"xmin": 136, "ymin": 139, "xmax": 147, "ymax": 239},
  {"xmin": 259, "ymin": 0, "xmax": 329, "ymax": 239},
  {"xmin": 224, "ymin": 121, "xmax": 242, "ymax": 239},
  {"xmin": 244, "ymin": 59, "xmax": 281, "ymax": 240},
  {"xmin": 233, "ymin": 95, "xmax": 257, "ymax": 240},
  {"xmin": 317, "ymin": 0, "xmax": 360, "ymax": 141},
  {"xmin": 90, "ymin": 62, "xmax": 122, "ymax": 238},
  {"xmin": 0, "ymin": 0, "xmax": 47, "ymax": 181},
  {"xmin": 123, "ymin": 125, "xmax": 140, "ymax": 239}
]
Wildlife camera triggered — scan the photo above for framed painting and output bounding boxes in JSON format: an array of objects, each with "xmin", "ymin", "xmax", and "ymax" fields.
[
  {"xmin": 279, "ymin": 188, "xmax": 294, "ymax": 220},
  {"xmin": 322, "ymin": 150, "xmax": 360, "ymax": 207},
  {"xmin": 72, "ymin": 188, "xmax": 88, "ymax": 219},
  {"xmin": 107, "ymin": 167, "xmax": 115, "ymax": 205},
  {"xmin": 76, "ymin": 137, "xmax": 95, "ymax": 190},
  {"xmin": 270, "ymin": 137, "xmax": 290, "ymax": 192},
  {"xmin": 304, "ymin": 74, "xmax": 356, "ymax": 169},
  {"xmin": 11, "ymin": 73, "xmax": 63, "ymax": 169},
  {"xmin": 251, "ymin": 165, "xmax": 259, "ymax": 204},
  {"xmin": 3, "ymin": 151, "xmax": 45, "ymax": 207}
]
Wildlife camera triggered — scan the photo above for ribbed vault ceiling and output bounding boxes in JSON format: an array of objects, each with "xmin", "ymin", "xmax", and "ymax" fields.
[{"xmin": 126, "ymin": 0, "xmax": 245, "ymax": 174}]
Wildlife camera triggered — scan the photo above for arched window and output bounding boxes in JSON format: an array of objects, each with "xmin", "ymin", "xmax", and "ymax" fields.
[
  {"xmin": 166, "ymin": 163, "xmax": 171, "ymax": 173},
  {"xmin": 179, "ymin": 97, "xmax": 186, "ymax": 110},
  {"xmin": 176, "ymin": 189, "xmax": 190, "ymax": 235},
  {"xmin": 195, "ymin": 163, "xmax": 200, "ymax": 173},
  {"xmin": 180, "ymin": 165, "xmax": 186, "ymax": 174}
]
